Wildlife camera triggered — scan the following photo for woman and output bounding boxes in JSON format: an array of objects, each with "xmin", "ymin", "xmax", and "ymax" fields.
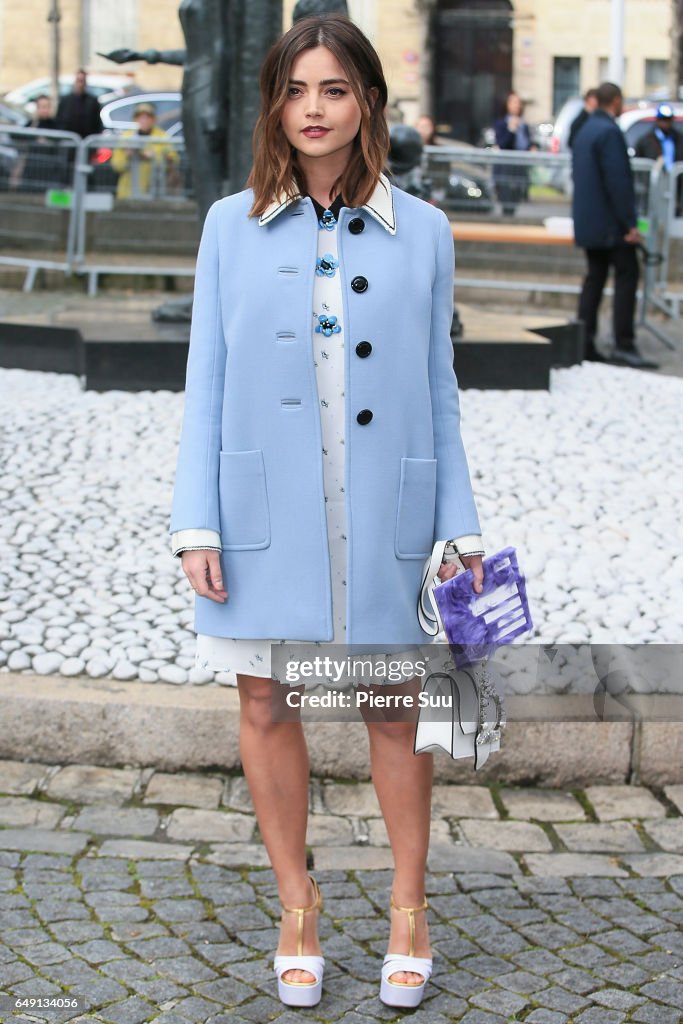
[
  {"xmin": 493, "ymin": 90, "xmax": 533, "ymax": 215},
  {"xmin": 169, "ymin": 13, "xmax": 484, "ymax": 1010}
]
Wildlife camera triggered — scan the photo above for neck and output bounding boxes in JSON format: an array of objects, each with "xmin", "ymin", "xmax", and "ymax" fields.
[{"xmin": 296, "ymin": 147, "xmax": 352, "ymax": 207}]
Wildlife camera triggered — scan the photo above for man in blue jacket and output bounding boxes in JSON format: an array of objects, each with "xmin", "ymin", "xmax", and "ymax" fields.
[{"xmin": 572, "ymin": 82, "xmax": 658, "ymax": 369}]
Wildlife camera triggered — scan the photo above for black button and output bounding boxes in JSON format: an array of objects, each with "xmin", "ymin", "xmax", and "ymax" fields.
[
  {"xmin": 351, "ymin": 275, "xmax": 368, "ymax": 293},
  {"xmin": 356, "ymin": 409, "xmax": 373, "ymax": 425},
  {"xmin": 355, "ymin": 341, "xmax": 372, "ymax": 358},
  {"xmin": 348, "ymin": 217, "xmax": 365, "ymax": 234}
]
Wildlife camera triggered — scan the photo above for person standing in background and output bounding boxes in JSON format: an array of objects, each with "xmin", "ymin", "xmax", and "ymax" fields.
[
  {"xmin": 30, "ymin": 94, "xmax": 57, "ymax": 131},
  {"xmin": 414, "ymin": 114, "xmax": 449, "ymax": 146},
  {"xmin": 493, "ymin": 91, "xmax": 534, "ymax": 215},
  {"xmin": 572, "ymin": 82, "xmax": 659, "ymax": 369},
  {"xmin": 568, "ymin": 88, "xmax": 598, "ymax": 149},
  {"xmin": 55, "ymin": 69, "xmax": 103, "ymax": 138},
  {"xmin": 110, "ymin": 102, "xmax": 180, "ymax": 199},
  {"xmin": 635, "ymin": 103, "xmax": 683, "ymax": 167},
  {"xmin": 10, "ymin": 94, "xmax": 61, "ymax": 191},
  {"xmin": 635, "ymin": 103, "xmax": 683, "ymax": 216}
]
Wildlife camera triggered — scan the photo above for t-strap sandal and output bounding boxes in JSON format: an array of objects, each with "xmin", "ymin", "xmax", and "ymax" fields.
[
  {"xmin": 380, "ymin": 892, "xmax": 433, "ymax": 1008},
  {"xmin": 273, "ymin": 874, "xmax": 325, "ymax": 1007}
]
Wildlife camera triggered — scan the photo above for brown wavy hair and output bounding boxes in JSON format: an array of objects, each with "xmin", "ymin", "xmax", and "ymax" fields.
[{"xmin": 247, "ymin": 14, "xmax": 391, "ymax": 217}]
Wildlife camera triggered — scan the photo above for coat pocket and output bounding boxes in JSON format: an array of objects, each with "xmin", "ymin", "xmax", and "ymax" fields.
[
  {"xmin": 218, "ymin": 449, "xmax": 271, "ymax": 549},
  {"xmin": 394, "ymin": 457, "xmax": 438, "ymax": 559}
]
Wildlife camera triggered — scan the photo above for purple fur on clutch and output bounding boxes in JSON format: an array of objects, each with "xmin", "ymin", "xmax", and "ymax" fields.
[{"xmin": 432, "ymin": 546, "xmax": 533, "ymax": 668}]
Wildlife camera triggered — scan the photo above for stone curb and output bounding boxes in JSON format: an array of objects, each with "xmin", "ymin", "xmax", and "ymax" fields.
[{"xmin": 1, "ymin": 674, "xmax": 682, "ymax": 785}]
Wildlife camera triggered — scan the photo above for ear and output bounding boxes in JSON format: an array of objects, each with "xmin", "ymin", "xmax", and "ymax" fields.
[{"xmin": 367, "ymin": 86, "xmax": 379, "ymax": 111}]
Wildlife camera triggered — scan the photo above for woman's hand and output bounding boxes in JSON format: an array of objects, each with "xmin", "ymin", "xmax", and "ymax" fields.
[
  {"xmin": 181, "ymin": 550, "xmax": 228, "ymax": 603},
  {"xmin": 436, "ymin": 553, "xmax": 484, "ymax": 593}
]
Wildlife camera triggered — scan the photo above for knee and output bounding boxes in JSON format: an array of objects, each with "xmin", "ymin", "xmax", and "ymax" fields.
[
  {"xmin": 365, "ymin": 719, "xmax": 416, "ymax": 744},
  {"xmin": 238, "ymin": 680, "xmax": 287, "ymax": 733}
]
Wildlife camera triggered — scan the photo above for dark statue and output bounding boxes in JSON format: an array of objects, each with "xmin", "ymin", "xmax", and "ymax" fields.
[{"xmin": 100, "ymin": 0, "xmax": 349, "ymax": 320}]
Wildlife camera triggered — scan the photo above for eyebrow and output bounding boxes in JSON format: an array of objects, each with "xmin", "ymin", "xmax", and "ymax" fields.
[{"xmin": 288, "ymin": 78, "xmax": 350, "ymax": 86}]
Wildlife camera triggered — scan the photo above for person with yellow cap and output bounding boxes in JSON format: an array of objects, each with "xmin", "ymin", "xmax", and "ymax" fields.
[{"xmin": 111, "ymin": 102, "xmax": 179, "ymax": 199}]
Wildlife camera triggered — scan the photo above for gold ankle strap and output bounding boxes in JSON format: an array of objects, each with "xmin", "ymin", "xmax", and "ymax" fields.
[
  {"xmin": 390, "ymin": 893, "xmax": 428, "ymax": 959},
  {"xmin": 280, "ymin": 875, "xmax": 322, "ymax": 958}
]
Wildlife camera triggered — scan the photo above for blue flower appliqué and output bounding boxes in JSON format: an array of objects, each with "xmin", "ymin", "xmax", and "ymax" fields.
[
  {"xmin": 315, "ymin": 314, "xmax": 342, "ymax": 337},
  {"xmin": 318, "ymin": 209, "xmax": 336, "ymax": 231},
  {"xmin": 316, "ymin": 253, "xmax": 339, "ymax": 278}
]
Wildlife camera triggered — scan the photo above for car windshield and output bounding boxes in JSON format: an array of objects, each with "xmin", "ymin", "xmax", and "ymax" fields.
[
  {"xmin": 107, "ymin": 98, "xmax": 181, "ymax": 123},
  {"xmin": 0, "ymin": 103, "xmax": 28, "ymax": 125}
]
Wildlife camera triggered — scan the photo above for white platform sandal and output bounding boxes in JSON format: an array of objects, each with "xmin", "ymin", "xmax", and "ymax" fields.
[
  {"xmin": 273, "ymin": 874, "xmax": 325, "ymax": 1007},
  {"xmin": 380, "ymin": 892, "xmax": 433, "ymax": 1008}
]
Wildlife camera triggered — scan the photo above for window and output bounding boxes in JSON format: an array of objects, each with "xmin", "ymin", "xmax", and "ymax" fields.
[
  {"xmin": 644, "ymin": 59, "xmax": 669, "ymax": 90},
  {"xmin": 553, "ymin": 57, "xmax": 581, "ymax": 116}
]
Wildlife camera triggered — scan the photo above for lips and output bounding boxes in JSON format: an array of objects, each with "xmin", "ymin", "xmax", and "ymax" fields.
[{"xmin": 302, "ymin": 127, "xmax": 330, "ymax": 137}]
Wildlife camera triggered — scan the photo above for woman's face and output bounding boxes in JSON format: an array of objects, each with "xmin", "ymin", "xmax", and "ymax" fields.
[
  {"xmin": 280, "ymin": 45, "xmax": 374, "ymax": 168},
  {"xmin": 507, "ymin": 93, "xmax": 522, "ymax": 116},
  {"xmin": 415, "ymin": 116, "xmax": 435, "ymax": 143}
]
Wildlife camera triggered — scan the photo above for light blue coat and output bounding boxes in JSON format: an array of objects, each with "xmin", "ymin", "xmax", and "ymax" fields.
[{"xmin": 169, "ymin": 173, "xmax": 483, "ymax": 646}]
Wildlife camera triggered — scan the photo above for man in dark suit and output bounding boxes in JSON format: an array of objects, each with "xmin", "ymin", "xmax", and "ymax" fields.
[
  {"xmin": 572, "ymin": 82, "xmax": 658, "ymax": 369},
  {"xmin": 55, "ymin": 69, "xmax": 103, "ymax": 138}
]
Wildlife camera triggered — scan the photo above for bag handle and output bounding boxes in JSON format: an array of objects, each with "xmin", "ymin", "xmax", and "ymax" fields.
[{"xmin": 417, "ymin": 540, "xmax": 449, "ymax": 636}]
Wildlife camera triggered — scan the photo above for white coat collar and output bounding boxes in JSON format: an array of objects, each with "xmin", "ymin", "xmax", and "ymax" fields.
[{"xmin": 257, "ymin": 170, "xmax": 396, "ymax": 234}]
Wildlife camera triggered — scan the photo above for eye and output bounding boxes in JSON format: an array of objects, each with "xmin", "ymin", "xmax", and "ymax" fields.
[
  {"xmin": 287, "ymin": 87, "xmax": 301, "ymax": 96},
  {"xmin": 327, "ymin": 88, "xmax": 346, "ymax": 97}
]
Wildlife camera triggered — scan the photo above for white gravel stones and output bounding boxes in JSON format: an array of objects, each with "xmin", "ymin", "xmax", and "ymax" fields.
[
  {"xmin": 0, "ymin": 361, "xmax": 681, "ymax": 695},
  {"xmin": 31, "ymin": 652, "xmax": 64, "ymax": 674},
  {"xmin": 59, "ymin": 657, "xmax": 86, "ymax": 676}
]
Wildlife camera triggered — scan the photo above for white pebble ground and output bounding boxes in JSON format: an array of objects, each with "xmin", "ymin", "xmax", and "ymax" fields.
[{"xmin": 1, "ymin": 362, "xmax": 681, "ymax": 692}]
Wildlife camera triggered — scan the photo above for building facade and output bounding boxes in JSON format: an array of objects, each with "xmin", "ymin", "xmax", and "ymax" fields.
[{"xmin": 0, "ymin": 0, "xmax": 676, "ymax": 142}]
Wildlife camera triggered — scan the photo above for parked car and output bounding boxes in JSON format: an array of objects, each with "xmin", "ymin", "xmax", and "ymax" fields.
[
  {"xmin": 0, "ymin": 100, "xmax": 32, "ymax": 188},
  {"xmin": 100, "ymin": 92, "xmax": 183, "ymax": 136},
  {"xmin": 420, "ymin": 138, "xmax": 495, "ymax": 213},
  {"xmin": 548, "ymin": 96, "xmax": 584, "ymax": 155},
  {"xmin": 441, "ymin": 163, "xmax": 494, "ymax": 213},
  {"xmin": 3, "ymin": 74, "xmax": 137, "ymax": 118}
]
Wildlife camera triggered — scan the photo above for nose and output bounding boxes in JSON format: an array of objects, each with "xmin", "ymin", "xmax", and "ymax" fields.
[{"xmin": 305, "ymin": 91, "xmax": 324, "ymax": 118}]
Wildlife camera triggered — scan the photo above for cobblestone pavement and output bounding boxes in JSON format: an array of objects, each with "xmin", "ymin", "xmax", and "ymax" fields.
[{"xmin": 1, "ymin": 763, "xmax": 683, "ymax": 1022}]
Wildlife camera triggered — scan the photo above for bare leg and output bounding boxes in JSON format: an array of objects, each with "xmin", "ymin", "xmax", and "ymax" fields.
[
  {"xmin": 236, "ymin": 674, "xmax": 321, "ymax": 983},
  {"xmin": 360, "ymin": 678, "xmax": 433, "ymax": 985}
]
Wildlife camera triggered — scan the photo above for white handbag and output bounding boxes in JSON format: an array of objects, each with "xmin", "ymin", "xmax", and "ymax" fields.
[{"xmin": 414, "ymin": 540, "xmax": 507, "ymax": 770}]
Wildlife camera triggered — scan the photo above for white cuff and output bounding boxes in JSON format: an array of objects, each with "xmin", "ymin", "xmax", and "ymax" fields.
[
  {"xmin": 441, "ymin": 534, "xmax": 485, "ymax": 560},
  {"xmin": 171, "ymin": 528, "xmax": 222, "ymax": 558}
]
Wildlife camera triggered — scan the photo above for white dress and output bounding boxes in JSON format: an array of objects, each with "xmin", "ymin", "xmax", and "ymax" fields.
[{"xmin": 194, "ymin": 197, "xmax": 434, "ymax": 686}]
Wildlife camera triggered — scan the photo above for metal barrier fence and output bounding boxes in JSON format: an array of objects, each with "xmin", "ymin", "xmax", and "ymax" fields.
[
  {"xmin": 0, "ymin": 125, "xmax": 81, "ymax": 290},
  {"xmin": 655, "ymin": 160, "xmax": 683, "ymax": 318},
  {"xmin": 420, "ymin": 145, "xmax": 657, "ymax": 296},
  {"xmin": 72, "ymin": 134, "xmax": 198, "ymax": 295},
  {"xmin": 422, "ymin": 144, "xmax": 655, "ymax": 223},
  {"xmin": 0, "ymin": 129, "xmax": 681, "ymax": 321}
]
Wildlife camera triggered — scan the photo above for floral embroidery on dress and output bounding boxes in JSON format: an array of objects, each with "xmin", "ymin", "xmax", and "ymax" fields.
[
  {"xmin": 315, "ymin": 314, "xmax": 341, "ymax": 337},
  {"xmin": 316, "ymin": 253, "xmax": 339, "ymax": 277},
  {"xmin": 318, "ymin": 209, "xmax": 336, "ymax": 231}
]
